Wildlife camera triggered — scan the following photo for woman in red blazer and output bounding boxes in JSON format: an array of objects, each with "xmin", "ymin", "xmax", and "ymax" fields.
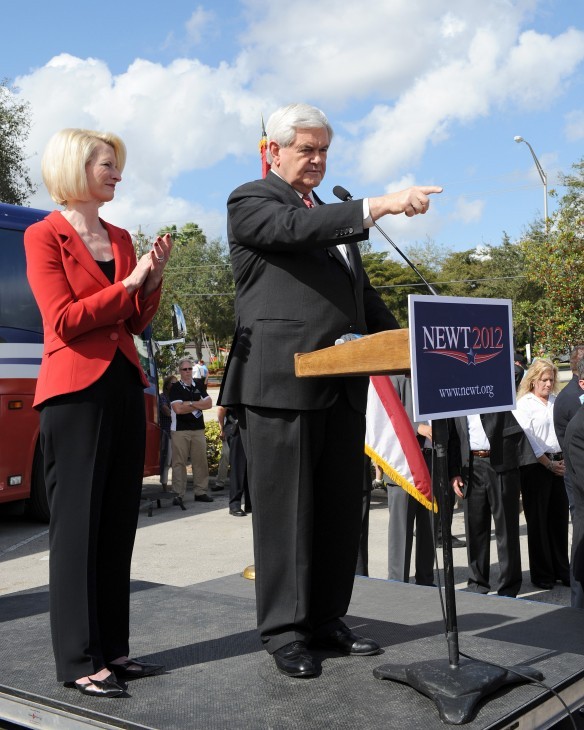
[{"xmin": 24, "ymin": 128, "xmax": 172, "ymax": 698}]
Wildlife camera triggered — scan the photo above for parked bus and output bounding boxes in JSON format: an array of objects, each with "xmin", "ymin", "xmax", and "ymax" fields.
[{"xmin": 0, "ymin": 202, "xmax": 163, "ymax": 521}]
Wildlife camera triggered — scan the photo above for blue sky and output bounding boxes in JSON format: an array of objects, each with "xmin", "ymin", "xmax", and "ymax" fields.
[{"xmin": 4, "ymin": 0, "xmax": 584, "ymax": 256}]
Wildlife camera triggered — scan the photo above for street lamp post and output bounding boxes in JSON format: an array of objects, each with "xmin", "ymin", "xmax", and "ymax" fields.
[{"xmin": 514, "ymin": 136, "xmax": 548, "ymax": 231}]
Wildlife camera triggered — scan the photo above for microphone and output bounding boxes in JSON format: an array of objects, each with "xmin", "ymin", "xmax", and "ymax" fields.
[
  {"xmin": 333, "ymin": 185, "xmax": 439, "ymax": 296},
  {"xmin": 333, "ymin": 185, "xmax": 352, "ymax": 202}
]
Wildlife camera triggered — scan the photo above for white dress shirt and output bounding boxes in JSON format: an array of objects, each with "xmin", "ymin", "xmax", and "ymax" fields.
[
  {"xmin": 467, "ymin": 414, "xmax": 491, "ymax": 451},
  {"xmin": 514, "ymin": 393, "xmax": 561, "ymax": 458}
]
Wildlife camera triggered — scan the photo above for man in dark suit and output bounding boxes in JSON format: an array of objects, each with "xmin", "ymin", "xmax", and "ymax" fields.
[
  {"xmin": 386, "ymin": 375, "xmax": 435, "ymax": 586},
  {"xmin": 448, "ymin": 411, "xmax": 535, "ymax": 597},
  {"xmin": 219, "ymin": 103, "xmax": 442, "ymax": 677},
  {"xmin": 558, "ymin": 355, "xmax": 584, "ymax": 607},
  {"xmin": 564, "ymin": 398, "xmax": 584, "ymax": 601}
]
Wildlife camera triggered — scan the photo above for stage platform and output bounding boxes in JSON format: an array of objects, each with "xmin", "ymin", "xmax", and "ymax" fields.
[{"xmin": 1, "ymin": 574, "xmax": 583, "ymax": 729}]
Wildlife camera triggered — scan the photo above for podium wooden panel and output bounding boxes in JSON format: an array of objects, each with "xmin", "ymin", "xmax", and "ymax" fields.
[{"xmin": 294, "ymin": 328, "xmax": 410, "ymax": 378}]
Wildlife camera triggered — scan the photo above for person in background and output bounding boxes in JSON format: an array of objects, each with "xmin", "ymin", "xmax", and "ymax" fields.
[
  {"xmin": 514, "ymin": 358, "xmax": 570, "ymax": 590},
  {"xmin": 448, "ymin": 411, "xmax": 534, "ymax": 597},
  {"xmin": 514, "ymin": 352, "xmax": 527, "ymax": 389},
  {"xmin": 386, "ymin": 375, "xmax": 435, "ymax": 587},
  {"xmin": 193, "ymin": 358, "xmax": 209, "ymax": 391},
  {"xmin": 170, "ymin": 357, "xmax": 213, "ymax": 504},
  {"xmin": 24, "ymin": 128, "xmax": 170, "ymax": 697},
  {"xmin": 555, "ymin": 350, "xmax": 584, "ymax": 607},
  {"xmin": 159, "ymin": 374, "xmax": 177, "ymax": 491},
  {"xmin": 217, "ymin": 405, "xmax": 250, "ymax": 516},
  {"xmin": 213, "ymin": 411, "xmax": 230, "ymax": 492},
  {"xmin": 563, "ymin": 374, "xmax": 584, "ymax": 609},
  {"xmin": 372, "ymin": 462, "xmax": 386, "ymax": 491}
]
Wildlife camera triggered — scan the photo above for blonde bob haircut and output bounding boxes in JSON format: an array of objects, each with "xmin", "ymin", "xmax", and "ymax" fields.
[
  {"xmin": 517, "ymin": 357, "xmax": 560, "ymax": 400},
  {"xmin": 41, "ymin": 128, "xmax": 126, "ymax": 206}
]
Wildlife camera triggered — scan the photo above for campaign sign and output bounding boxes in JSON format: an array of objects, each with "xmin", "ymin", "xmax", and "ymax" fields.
[{"xmin": 409, "ymin": 295, "xmax": 515, "ymax": 421}]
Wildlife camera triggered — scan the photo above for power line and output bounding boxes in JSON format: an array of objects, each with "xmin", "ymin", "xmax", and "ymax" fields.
[
  {"xmin": 375, "ymin": 274, "xmax": 527, "ymax": 290},
  {"xmin": 165, "ymin": 274, "xmax": 528, "ymax": 297}
]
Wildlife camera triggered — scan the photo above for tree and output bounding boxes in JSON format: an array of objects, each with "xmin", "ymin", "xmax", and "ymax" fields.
[
  {"xmin": 0, "ymin": 80, "xmax": 36, "ymax": 205},
  {"xmin": 519, "ymin": 158, "xmax": 584, "ymax": 356},
  {"xmin": 362, "ymin": 251, "xmax": 436, "ymax": 326},
  {"xmin": 437, "ymin": 236, "xmax": 538, "ymax": 346},
  {"xmin": 151, "ymin": 222, "xmax": 235, "ymax": 372}
]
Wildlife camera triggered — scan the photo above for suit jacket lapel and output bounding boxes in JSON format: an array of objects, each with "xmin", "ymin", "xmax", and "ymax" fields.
[
  {"xmin": 265, "ymin": 173, "xmax": 353, "ymax": 275},
  {"xmin": 47, "ymin": 210, "xmax": 117, "ymax": 287},
  {"xmin": 312, "ymin": 190, "xmax": 354, "ymax": 275}
]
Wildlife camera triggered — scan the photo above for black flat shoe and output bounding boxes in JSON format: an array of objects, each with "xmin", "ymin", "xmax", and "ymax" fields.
[
  {"xmin": 195, "ymin": 494, "xmax": 214, "ymax": 502},
  {"xmin": 273, "ymin": 641, "xmax": 318, "ymax": 678},
  {"xmin": 107, "ymin": 659, "xmax": 164, "ymax": 679},
  {"xmin": 313, "ymin": 626, "xmax": 380, "ymax": 656},
  {"xmin": 229, "ymin": 509, "xmax": 247, "ymax": 516},
  {"xmin": 533, "ymin": 581, "xmax": 554, "ymax": 590},
  {"xmin": 65, "ymin": 673, "xmax": 124, "ymax": 697}
]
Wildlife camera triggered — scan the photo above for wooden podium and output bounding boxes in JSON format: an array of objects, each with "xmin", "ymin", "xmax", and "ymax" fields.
[
  {"xmin": 293, "ymin": 328, "xmax": 542, "ymax": 725},
  {"xmin": 295, "ymin": 328, "xmax": 410, "ymax": 378}
]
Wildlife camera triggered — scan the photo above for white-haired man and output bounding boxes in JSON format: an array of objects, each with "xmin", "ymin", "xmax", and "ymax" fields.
[{"xmin": 219, "ymin": 103, "xmax": 442, "ymax": 677}]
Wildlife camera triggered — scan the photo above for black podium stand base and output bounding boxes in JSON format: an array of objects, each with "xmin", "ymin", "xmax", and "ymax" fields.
[{"xmin": 374, "ymin": 657, "xmax": 544, "ymax": 725}]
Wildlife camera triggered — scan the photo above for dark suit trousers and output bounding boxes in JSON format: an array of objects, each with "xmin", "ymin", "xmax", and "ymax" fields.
[
  {"xmin": 520, "ymin": 463, "xmax": 570, "ymax": 585},
  {"xmin": 228, "ymin": 430, "xmax": 250, "ymax": 512},
  {"xmin": 387, "ymin": 486, "xmax": 434, "ymax": 585},
  {"xmin": 40, "ymin": 352, "xmax": 145, "ymax": 682},
  {"xmin": 238, "ymin": 392, "xmax": 365, "ymax": 654},
  {"xmin": 464, "ymin": 457, "xmax": 522, "ymax": 596}
]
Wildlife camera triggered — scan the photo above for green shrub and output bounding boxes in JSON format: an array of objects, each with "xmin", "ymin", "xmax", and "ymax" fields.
[{"xmin": 205, "ymin": 420, "xmax": 223, "ymax": 475}]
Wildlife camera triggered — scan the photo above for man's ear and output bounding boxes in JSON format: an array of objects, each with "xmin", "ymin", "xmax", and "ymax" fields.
[{"xmin": 268, "ymin": 140, "xmax": 280, "ymax": 165}]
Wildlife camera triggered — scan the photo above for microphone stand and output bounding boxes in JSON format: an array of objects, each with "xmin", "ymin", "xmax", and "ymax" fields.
[
  {"xmin": 333, "ymin": 186, "xmax": 543, "ymax": 723},
  {"xmin": 333, "ymin": 185, "xmax": 439, "ymax": 295}
]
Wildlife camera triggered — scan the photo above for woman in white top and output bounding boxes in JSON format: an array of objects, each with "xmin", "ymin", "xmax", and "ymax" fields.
[{"xmin": 514, "ymin": 358, "xmax": 570, "ymax": 590}]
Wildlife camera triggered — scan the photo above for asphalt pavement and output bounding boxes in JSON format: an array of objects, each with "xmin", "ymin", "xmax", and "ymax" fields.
[{"xmin": 0, "ymin": 382, "xmax": 577, "ymax": 605}]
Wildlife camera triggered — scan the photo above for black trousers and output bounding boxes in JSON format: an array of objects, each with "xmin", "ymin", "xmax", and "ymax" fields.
[
  {"xmin": 464, "ymin": 457, "xmax": 522, "ymax": 596},
  {"xmin": 387, "ymin": 447, "xmax": 434, "ymax": 586},
  {"xmin": 238, "ymin": 393, "xmax": 365, "ymax": 654},
  {"xmin": 520, "ymin": 463, "xmax": 570, "ymax": 585},
  {"xmin": 227, "ymin": 430, "xmax": 250, "ymax": 511},
  {"xmin": 40, "ymin": 352, "xmax": 145, "ymax": 682},
  {"xmin": 388, "ymin": 486, "xmax": 434, "ymax": 585}
]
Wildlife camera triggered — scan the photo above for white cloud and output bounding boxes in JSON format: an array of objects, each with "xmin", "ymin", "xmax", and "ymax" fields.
[
  {"xmin": 16, "ymin": 52, "xmax": 273, "ymax": 238},
  {"xmin": 185, "ymin": 6, "xmax": 215, "ymax": 46},
  {"xmin": 10, "ymin": 0, "xmax": 584, "ymax": 240},
  {"xmin": 354, "ymin": 23, "xmax": 584, "ymax": 183},
  {"xmin": 565, "ymin": 109, "xmax": 584, "ymax": 141},
  {"xmin": 452, "ymin": 196, "xmax": 485, "ymax": 224}
]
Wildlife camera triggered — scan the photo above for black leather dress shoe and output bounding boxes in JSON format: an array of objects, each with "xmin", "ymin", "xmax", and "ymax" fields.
[
  {"xmin": 314, "ymin": 626, "xmax": 380, "ymax": 655},
  {"xmin": 533, "ymin": 581, "xmax": 554, "ymax": 590},
  {"xmin": 195, "ymin": 494, "xmax": 214, "ymax": 502},
  {"xmin": 107, "ymin": 659, "xmax": 164, "ymax": 679},
  {"xmin": 273, "ymin": 641, "xmax": 317, "ymax": 677},
  {"xmin": 229, "ymin": 509, "xmax": 247, "ymax": 516},
  {"xmin": 65, "ymin": 673, "xmax": 124, "ymax": 697}
]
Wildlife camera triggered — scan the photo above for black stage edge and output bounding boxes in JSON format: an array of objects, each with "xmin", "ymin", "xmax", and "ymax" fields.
[{"xmin": 1, "ymin": 575, "xmax": 583, "ymax": 729}]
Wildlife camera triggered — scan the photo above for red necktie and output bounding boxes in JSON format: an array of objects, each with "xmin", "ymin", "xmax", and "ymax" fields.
[{"xmin": 302, "ymin": 194, "xmax": 314, "ymax": 209}]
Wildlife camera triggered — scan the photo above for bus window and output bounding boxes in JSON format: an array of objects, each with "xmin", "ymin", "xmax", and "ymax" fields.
[{"xmin": 0, "ymin": 228, "xmax": 43, "ymax": 338}]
